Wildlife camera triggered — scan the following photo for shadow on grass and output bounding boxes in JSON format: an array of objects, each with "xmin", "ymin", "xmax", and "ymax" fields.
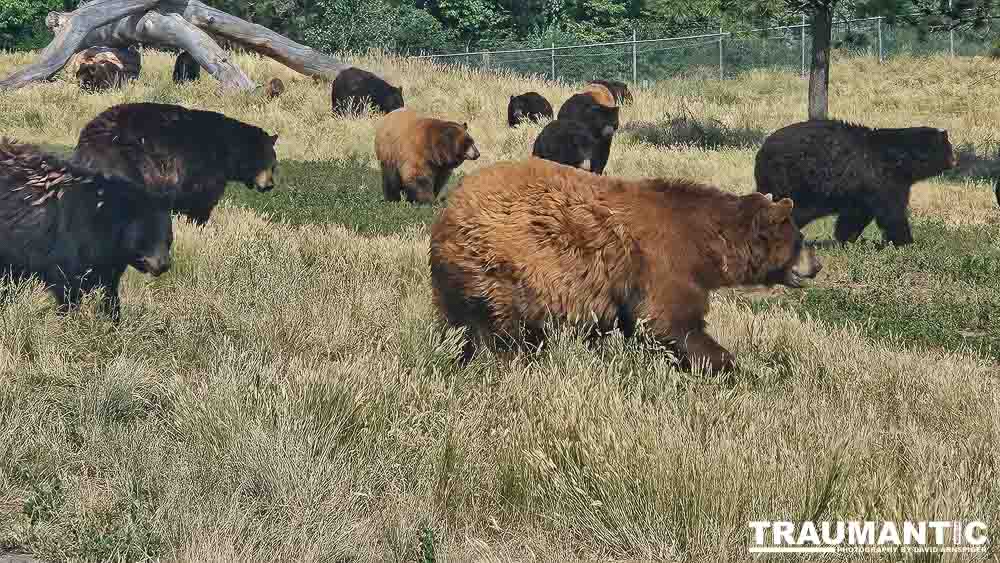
[
  {"xmin": 621, "ymin": 112, "xmax": 767, "ymax": 150},
  {"xmin": 222, "ymin": 155, "xmax": 444, "ymax": 236}
]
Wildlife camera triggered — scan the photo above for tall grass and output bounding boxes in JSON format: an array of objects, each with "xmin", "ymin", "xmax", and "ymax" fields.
[{"xmin": 0, "ymin": 48, "xmax": 997, "ymax": 562}]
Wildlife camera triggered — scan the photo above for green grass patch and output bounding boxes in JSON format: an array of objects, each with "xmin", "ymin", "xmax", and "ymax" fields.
[
  {"xmin": 750, "ymin": 217, "xmax": 1000, "ymax": 361},
  {"xmin": 222, "ymin": 156, "xmax": 441, "ymax": 235}
]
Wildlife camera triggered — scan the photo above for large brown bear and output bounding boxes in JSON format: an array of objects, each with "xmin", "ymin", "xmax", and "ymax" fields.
[
  {"xmin": 429, "ymin": 158, "xmax": 822, "ymax": 374},
  {"xmin": 72, "ymin": 102, "xmax": 279, "ymax": 225},
  {"xmin": 374, "ymin": 109, "xmax": 480, "ymax": 204}
]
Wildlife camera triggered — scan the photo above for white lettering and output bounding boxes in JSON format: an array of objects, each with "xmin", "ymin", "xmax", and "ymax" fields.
[
  {"xmin": 749, "ymin": 521, "xmax": 771, "ymax": 545},
  {"xmin": 965, "ymin": 522, "xmax": 988, "ymax": 546},
  {"xmin": 878, "ymin": 522, "xmax": 901, "ymax": 546},
  {"xmin": 798, "ymin": 522, "xmax": 820, "ymax": 545},
  {"xmin": 902, "ymin": 522, "xmax": 927, "ymax": 545},
  {"xmin": 773, "ymin": 522, "xmax": 795, "ymax": 545},
  {"xmin": 848, "ymin": 521, "xmax": 876, "ymax": 545},
  {"xmin": 822, "ymin": 522, "xmax": 845, "ymax": 545}
]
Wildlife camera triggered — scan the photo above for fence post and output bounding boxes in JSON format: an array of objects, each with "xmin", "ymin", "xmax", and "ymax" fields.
[
  {"xmin": 551, "ymin": 42, "xmax": 555, "ymax": 81},
  {"xmin": 801, "ymin": 13, "xmax": 807, "ymax": 77},
  {"xmin": 718, "ymin": 25, "xmax": 724, "ymax": 79},
  {"xmin": 877, "ymin": 16, "xmax": 883, "ymax": 63},
  {"xmin": 949, "ymin": 0, "xmax": 955, "ymax": 57},
  {"xmin": 632, "ymin": 28, "xmax": 638, "ymax": 84}
]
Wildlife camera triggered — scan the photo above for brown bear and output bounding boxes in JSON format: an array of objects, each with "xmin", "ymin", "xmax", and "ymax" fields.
[
  {"xmin": 589, "ymin": 79, "xmax": 633, "ymax": 105},
  {"xmin": 429, "ymin": 157, "xmax": 822, "ymax": 373},
  {"xmin": 72, "ymin": 102, "xmax": 279, "ymax": 226},
  {"xmin": 74, "ymin": 46, "xmax": 141, "ymax": 92},
  {"xmin": 581, "ymin": 83, "xmax": 616, "ymax": 107},
  {"xmin": 374, "ymin": 109, "xmax": 480, "ymax": 204},
  {"xmin": 264, "ymin": 77, "xmax": 285, "ymax": 99}
]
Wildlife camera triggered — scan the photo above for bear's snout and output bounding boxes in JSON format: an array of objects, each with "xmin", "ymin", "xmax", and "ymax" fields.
[
  {"xmin": 465, "ymin": 145, "xmax": 481, "ymax": 161},
  {"xmin": 784, "ymin": 244, "xmax": 822, "ymax": 287}
]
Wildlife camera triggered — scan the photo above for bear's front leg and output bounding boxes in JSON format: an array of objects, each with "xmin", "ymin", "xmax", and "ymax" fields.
[{"xmin": 675, "ymin": 329, "xmax": 736, "ymax": 375}]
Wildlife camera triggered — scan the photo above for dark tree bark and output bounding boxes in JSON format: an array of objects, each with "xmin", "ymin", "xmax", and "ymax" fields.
[
  {"xmin": 807, "ymin": 5, "xmax": 834, "ymax": 120},
  {"xmin": 0, "ymin": 0, "xmax": 362, "ymax": 91}
]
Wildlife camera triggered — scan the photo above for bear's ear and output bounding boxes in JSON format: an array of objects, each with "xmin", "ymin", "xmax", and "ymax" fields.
[{"xmin": 764, "ymin": 197, "xmax": 794, "ymax": 224}]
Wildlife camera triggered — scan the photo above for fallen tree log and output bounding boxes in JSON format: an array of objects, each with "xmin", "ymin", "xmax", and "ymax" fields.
[
  {"xmin": 0, "ymin": 0, "xmax": 365, "ymax": 91},
  {"xmin": 0, "ymin": 0, "xmax": 158, "ymax": 90}
]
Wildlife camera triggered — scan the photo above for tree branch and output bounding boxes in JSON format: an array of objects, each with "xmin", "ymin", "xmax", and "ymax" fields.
[
  {"xmin": 161, "ymin": 0, "xmax": 354, "ymax": 81},
  {"xmin": 0, "ymin": 0, "xmax": 161, "ymax": 90}
]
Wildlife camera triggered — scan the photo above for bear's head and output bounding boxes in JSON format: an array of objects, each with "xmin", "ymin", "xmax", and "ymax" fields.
[
  {"xmin": 384, "ymin": 86, "xmax": 404, "ymax": 112},
  {"xmin": 587, "ymin": 104, "xmax": 620, "ymax": 139},
  {"xmin": 881, "ymin": 126, "xmax": 956, "ymax": 180},
  {"xmin": 743, "ymin": 193, "xmax": 822, "ymax": 288},
  {"xmin": 431, "ymin": 122, "xmax": 480, "ymax": 169},
  {"xmin": 240, "ymin": 131, "xmax": 279, "ymax": 192}
]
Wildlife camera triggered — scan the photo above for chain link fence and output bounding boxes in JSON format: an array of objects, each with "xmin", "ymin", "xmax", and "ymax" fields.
[{"xmin": 411, "ymin": 16, "xmax": 1000, "ymax": 86}]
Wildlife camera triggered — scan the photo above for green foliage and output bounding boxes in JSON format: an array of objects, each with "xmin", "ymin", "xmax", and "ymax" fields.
[
  {"xmin": 0, "ymin": 0, "xmax": 65, "ymax": 51},
  {"xmin": 302, "ymin": 0, "xmax": 457, "ymax": 55}
]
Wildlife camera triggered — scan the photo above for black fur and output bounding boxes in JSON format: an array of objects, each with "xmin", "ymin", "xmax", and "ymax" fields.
[
  {"xmin": 508, "ymin": 92, "xmax": 553, "ymax": 127},
  {"xmin": 0, "ymin": 139, "xmax": 173, "ymax": 320},
  {"xmin": 172, "ymin": 52, "xmax": 200, "ymax": 84},
  {"xmin": 332, "ymin": 68, "xmax": 404, "ymax": 115},
  {"xmin": 557, "ymin": 93, "xmax": 620, "ymax": 175},
  {"xmin": 755, "ymin": 119, "xmax": 955, "ymax": 246},
  {"xmin": 532, "ymin": 119, "xmax": 598, "ymax": 171},
  {"xmin": 72, "ymin": 102, "xmax": 279, "ymax": 226}
]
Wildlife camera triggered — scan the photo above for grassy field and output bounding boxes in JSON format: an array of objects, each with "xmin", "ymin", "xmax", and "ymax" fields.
[{"xmin": 0, "ymin": 48, "xmax": 998, "ymax": 562}]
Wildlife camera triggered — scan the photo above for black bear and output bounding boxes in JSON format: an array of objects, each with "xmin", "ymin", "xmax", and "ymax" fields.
[
  {"xmin": 332, "ymin": 68, "xmax": 404, "ymax": 115},
  {"xmin": 172, "ymin": 51, "xmax": 200, "ymax": 84},
  {"xmin": 557, "ymin": 93, "xmax": 620, "ymax": 175},
  {"xmin": 532, "ymin": 119, "xmax": 597, "ymax": 172},
  {"xmin": 0, "ymin": 138, "xmax": 173, "ymax": 320},
  {"xmin": 755, "ymin": 120, "xmax": 955, "ymax": 246},
  {"xmin": 508, "ymin": 92, "xmax": 554, "ymax": 127},
  {"xmin": 72, "ymin": 102, "xmax": 279, "ymax": 226}
]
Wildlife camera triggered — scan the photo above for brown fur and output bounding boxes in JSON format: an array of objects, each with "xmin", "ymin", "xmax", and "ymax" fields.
[
  {"xmin": 581, "ymin": 83, "xmax": 616, "ymax": 107},
  {"xmin": 429, "ymin": 158, "xmax": 821, "ymax": 373},
  {"xmin": 264, "ymin": 78, "xmax": 285, "ymax": 99},
  {"xmin": 374, "ymin": 109, "xmax": 480, "ymax": 204},
  {"xmin": 73, "ymin": 47, "xmax": 141, "ymax": 92}
]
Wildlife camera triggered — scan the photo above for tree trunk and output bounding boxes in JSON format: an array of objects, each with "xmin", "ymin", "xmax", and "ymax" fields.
[
  {"xmin": 807, "ymin": 5, "xmax": 834, "ymax": 120},
  {"xmin": 0, "ymin": 0, "xmax": 160, "ymax": 90},
  {"xmin": 0, "ymin": 0, "xmax": 360, "ymax": 91},
  {"xmin": 159, "ymin": 0, "xmax": 352, "ymax": 81}
]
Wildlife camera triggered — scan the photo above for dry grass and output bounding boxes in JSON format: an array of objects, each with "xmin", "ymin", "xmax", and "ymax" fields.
[{"xmin": 0, "ymin": 49, "xmax": 998, "ymax": 562}]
